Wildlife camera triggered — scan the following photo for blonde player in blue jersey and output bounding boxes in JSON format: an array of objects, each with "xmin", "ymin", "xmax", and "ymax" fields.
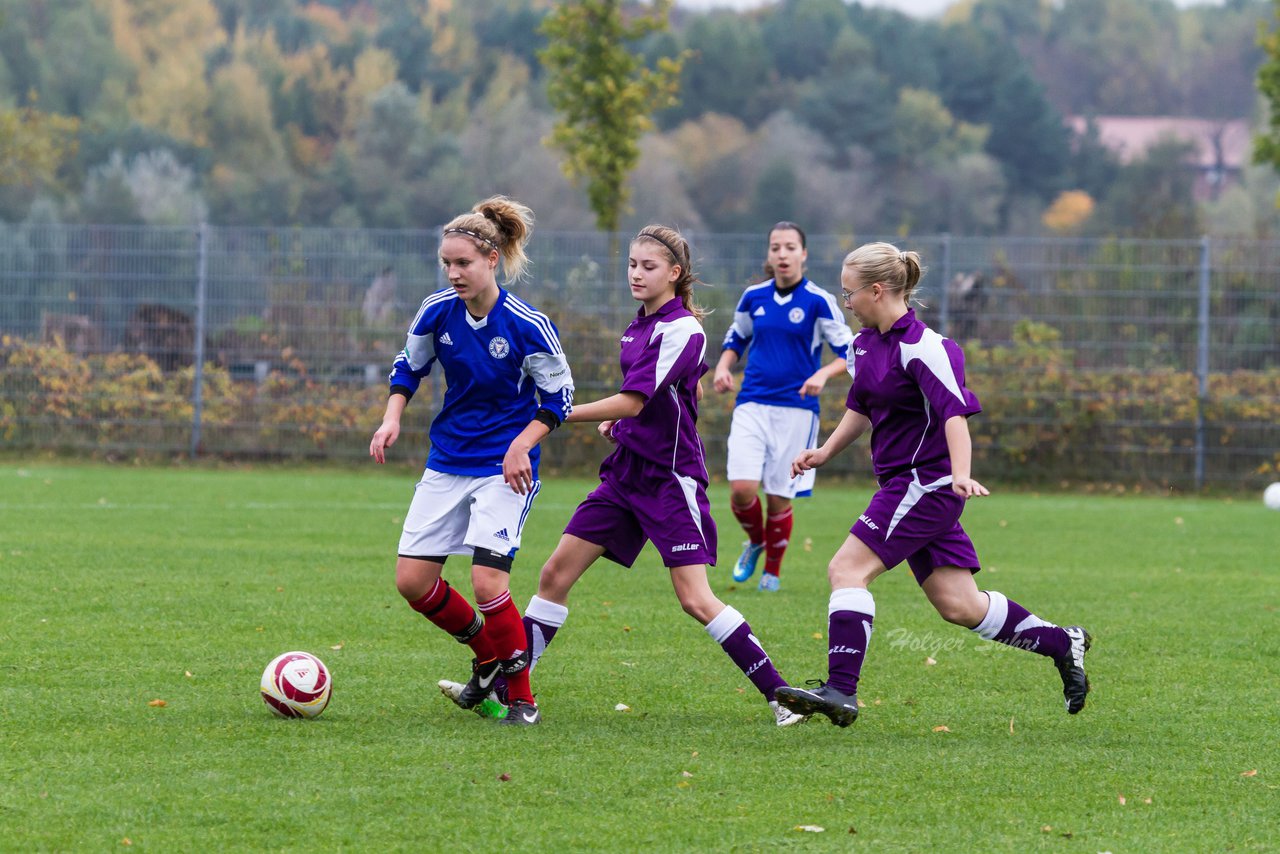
[
  {"xmin": 369, "ymin": 196, "xmax": 574, "ymax": 726},
  {"xmin": 713, "ymin": 222, "xmax": 854, "ymax": 591}
]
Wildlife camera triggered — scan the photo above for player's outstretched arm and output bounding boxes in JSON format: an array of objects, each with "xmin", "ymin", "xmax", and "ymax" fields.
[
  {"xmin": 503, "ymin": 420, "xmax": 553, "ymax": 495},
  {"xmin": 792, "ymin": 409, "xmax": 870, "ymax": 476},
  {"xmin": 565, "ymin": 392, "xmax": 645, "ymax": 424},
  {"xmin": 944, "ymin": 414, "xmax": 989, "ymax": 498},
  {"xmin": 713, "ymin": 349, "xmax": 739, "ymax": 393},
  {"xmin": 799, "ymin": 357, "xmax": 848, "ymax": 397},
  {"xmin": 370, "ymin": 393, "xmax": 408, "ymax": 464}
]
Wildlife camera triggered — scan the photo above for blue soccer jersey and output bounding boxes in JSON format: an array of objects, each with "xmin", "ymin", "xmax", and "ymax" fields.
[
  {"xmin": 722, "ymin": 277, "xmax": 853, "ymax": 414},
  {"xmin": 388, "ymin": 288, "xmax": 574, "ymax": 477}
]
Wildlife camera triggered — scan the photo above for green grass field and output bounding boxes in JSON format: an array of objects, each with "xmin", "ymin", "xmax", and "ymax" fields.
[{"xmin": 1, "ymin": 463, "xmax": 1276, "ymax": 851}]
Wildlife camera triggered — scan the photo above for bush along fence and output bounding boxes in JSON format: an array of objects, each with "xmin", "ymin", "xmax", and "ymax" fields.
[{"xmin": 0, "ymin": 225, "xmax": 1277, "ymax": 490}]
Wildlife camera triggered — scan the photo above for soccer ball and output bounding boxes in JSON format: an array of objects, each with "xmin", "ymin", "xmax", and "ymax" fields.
[
  {"xmin": 260, "ymin": 651, "xmax": 332, "ymax": 719},
  {"xmin": 1264, "ymin": 482, "xmax": 1280, "ymax": 511}
]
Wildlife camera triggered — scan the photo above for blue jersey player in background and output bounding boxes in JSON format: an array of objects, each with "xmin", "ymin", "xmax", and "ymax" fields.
[
  {"xmin": 370, "ymin": 196, "xmax": 573, "ymax": 726},
  {"xmin": 713, "ymin": 222, "xmax": 854, "ymax": 591}
]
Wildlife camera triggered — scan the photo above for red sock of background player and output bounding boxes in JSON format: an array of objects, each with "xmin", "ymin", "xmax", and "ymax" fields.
[
  {"xmin": 478, "ymin": 591, "xmax": 535, "ymax": 705},
  {"xmin": 731, "ymin": 494, "xmax": 765, "ymax": 545},
  {"xmin": 764, "ymin": 507, "xmax": 793, "ymax": 578},
  {"xmin": 408, "ymin": 578, "xmax": 496, "ymax": 662}
]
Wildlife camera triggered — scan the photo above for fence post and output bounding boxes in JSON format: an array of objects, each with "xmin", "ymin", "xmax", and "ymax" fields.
[
  {"xmin": 938, "ymin": 232, "xmax": 952, "ymax": 338},
  {"xmin": 191, "ymin": 223, "xmax": 208, "ymax": 459},
  {"xmin": 1194, "ymin": 235, "xmax": 1211, "ymax": 491}
]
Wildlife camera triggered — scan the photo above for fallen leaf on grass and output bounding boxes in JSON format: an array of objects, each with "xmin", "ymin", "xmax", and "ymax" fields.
[
  {"xmin": 676, "ymin": 781, "xmax": 690, "ymax": 789},
  {"xmin": 497, "ymin": 773, "xmax": 511, "ymax": 782},
  {"xmin": 794, "ymin": 825, "xmax": 824, "ymax": 833},
  {"xmin": 803, "ymin": 537, "xmax": 813, "ymax": 552},
  {"xmin": 330, "ymin": 643, "xmax": 344, "ymax": 651},
  {"xmin": 691, "ymin": 751, "xmax": 699, "ymax": 758},
  {"xmin": 932, "ymin": 725, "xmax": 951, "ymax": 733},
  {"xmin": 925, "ymin": 657, "xmax": 937, "ymax": 666},
  {"xmin": 681, "ymin": 771, "xmax": 694, "ymax": 778},
  {"xmin": 811, "ymin": 632, "xmax": 823, "ymax": 640},
  {"xmin": 1117, "ymin": 794, "xmax": 1126, "ymax": 805},
  {"xmin": 1241, "ymin": 769, "xmax": 1258, "ymax": 777},
  {"xmin": 614, "ymin": 703, "xmax": 630, "ymax": 712},
  {"xmin": 1009, "ymin": 717, "xmax": 1015, "ymax": 735},
  {"xmin": 184, "ymin": 671, "xmax": 193, "ymax": 679},
  {"xmin": 121, "ymin": 839, "xmax": 132, "ymax": 846},
  {"xmin": 148, "ymin": 699, "xmax": 167, "ymax": 707},
  {"xmin": 856, "ymin": 698, "xmax": 866, "ymax": 709},
  {"xmin": 1040, "ymin": 826, "xmax": 1052, "ymax": 833},
  {"xmin": 622, "ymin": 626, "xmax": 631, "ymax": 633}
]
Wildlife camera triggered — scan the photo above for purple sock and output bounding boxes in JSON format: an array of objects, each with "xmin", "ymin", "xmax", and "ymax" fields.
[
  {"xmin": 524, "ymin": 595, "xmax": 568, "ymax": 672},
  {"xmin": 827, "ymin": 587, "xmax": 874, "ymax": 695},
  {"xmin": 705, "ymin": 606, "xmax": 786, "ymax": 701},
  {"xmin": 973, "ymin": 591, "xmax": 1069, "ymax": 659}
]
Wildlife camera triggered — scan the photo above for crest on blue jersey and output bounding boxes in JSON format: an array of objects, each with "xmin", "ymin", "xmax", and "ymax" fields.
[
  {"xmin": 488, "ymin": 336, "xmax": 511, "ymax": 359},
  {"xmin": 788, "ymin": 307, "xmax": 804, "ymax": 324}
]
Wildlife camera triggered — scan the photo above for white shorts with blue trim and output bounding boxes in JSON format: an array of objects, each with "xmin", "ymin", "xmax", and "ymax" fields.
[
  {"xmin": 725, "ymin": 401, "xmax": 819, "ymax": 498},
  {"xmin": 398, "ymin": 470, "xmax": 539, "ymax": 558}
]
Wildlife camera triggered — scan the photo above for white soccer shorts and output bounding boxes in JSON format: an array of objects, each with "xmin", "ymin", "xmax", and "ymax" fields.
[
  {"xmin": 398, "ymin": 470, "xmax": 539, "ymax": 558},
  {"xmin": 725, "ymin": 401, "xmax": 819, "ymax": 498}
]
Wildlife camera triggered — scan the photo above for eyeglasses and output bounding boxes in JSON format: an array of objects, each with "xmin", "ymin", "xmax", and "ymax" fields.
[{"xmin": 839, "ymin": 283, "xmax": 875, "ymax": 301}]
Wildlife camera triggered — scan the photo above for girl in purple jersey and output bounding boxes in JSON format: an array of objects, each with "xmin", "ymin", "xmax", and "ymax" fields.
[
  {"xmin": 518, "ymin": 225, "xmax": 807, "ymax": 727},
  {"xmin": 774, "ymin": 241, "xmax": 1091, "ymax": 728}
]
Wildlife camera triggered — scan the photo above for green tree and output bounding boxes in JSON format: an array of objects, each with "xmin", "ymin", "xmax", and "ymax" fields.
[
  {"xmin": 540, "ymin": 0, "xmax": 685, "ymax": 235},
  {"xmin": 0, "ymin": 105, "xmax": 79, "ymax": 188},
  {"xmin": 1255, "ymin": 1, "xmax": 1280, "ymax": 172}
]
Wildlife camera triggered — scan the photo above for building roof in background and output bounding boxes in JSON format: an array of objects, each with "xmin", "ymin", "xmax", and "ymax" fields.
[{"xmin": 1068, "ymin": 116, "xmax": 1251, "ymax": 169}]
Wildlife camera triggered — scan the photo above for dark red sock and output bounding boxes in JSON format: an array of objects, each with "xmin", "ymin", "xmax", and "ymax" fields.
[
  {"xmin": 731, "ymin": 495, "xmax": 765, "ymax": 545},
  {"xmin": 764, "ymin": 507, "xmax": 793, "ymax": 577},
  {"xmin": 478, "ymin": 591, "xmax": 534, "ymax": 705},
  {"xmin": 408, "ymin": 578, "xmax": 495, "ymax": 661}
]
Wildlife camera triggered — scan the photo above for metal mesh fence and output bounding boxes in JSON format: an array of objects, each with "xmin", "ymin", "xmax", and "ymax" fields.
[{"xmin": 1, "ymin": 224, "xmax": 1276, "ymax": 490}]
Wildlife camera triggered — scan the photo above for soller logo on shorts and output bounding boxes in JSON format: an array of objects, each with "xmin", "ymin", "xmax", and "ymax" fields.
[
  {"xmin": 788, "ymin": 307, "xmax": 804, "ymax": 324},
  {"xmin": 488, "ymin": 336, "xmax": 511, "ymax": 359}
]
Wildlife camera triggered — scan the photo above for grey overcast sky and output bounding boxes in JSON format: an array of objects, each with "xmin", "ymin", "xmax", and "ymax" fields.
[{"xmin": 676, "ymin": 0, "xmax": 1224, "ymax": 18}]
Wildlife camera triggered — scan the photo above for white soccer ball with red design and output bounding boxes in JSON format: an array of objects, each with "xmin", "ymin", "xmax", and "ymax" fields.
[{"xmin": 260, "ymin": 651, "xmax": 332, "ymax": 719}]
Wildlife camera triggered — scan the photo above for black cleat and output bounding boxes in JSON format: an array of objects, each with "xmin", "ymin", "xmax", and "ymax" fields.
[
  {"xmin": 1055, "ymin": 626, "xmax": 1092, "ymax": 714},
  {"xmin": 774, "ymin": 681, "xmax": 859, "ymax": 728},
  {"xmin": 498, "ymin": 699, "xmax": 541, "ymax": 726},
  {"xmin": 452, "ymin": 657, "xmax": 502, "ymax": 710}
]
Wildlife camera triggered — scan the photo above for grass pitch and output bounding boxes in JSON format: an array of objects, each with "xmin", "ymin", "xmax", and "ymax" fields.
[{"xmin": 1, "ymin": 463, "xmax": 1276, "ymax": 851}]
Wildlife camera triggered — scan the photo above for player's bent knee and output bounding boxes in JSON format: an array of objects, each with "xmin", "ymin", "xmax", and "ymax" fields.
[
  {"xmin": 677, "ymin": 594, "xmax": 720, "ymax": 624},
  {"xmin": 933, "ymin": 598, "xmax": 983, "ymax": 627}
]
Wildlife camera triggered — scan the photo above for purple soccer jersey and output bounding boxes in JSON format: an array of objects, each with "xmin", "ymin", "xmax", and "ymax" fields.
[
  {"xmin": 847, "ymin": 309, "xmax": 981, "ymax": 481},
  {"xmin": 611, "ymin": 298, "xmax": 710, "ymax": 476},
  {"xmin": 846, "ymin": 310, "xmax": 984, "ymax": 581},
  {"xmin": 563, "ymin": 298, "xmax": 719, "ymax": 567}
]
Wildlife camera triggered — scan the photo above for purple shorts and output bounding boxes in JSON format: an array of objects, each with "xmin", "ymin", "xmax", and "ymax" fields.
[
  {"xmin": 565, "ymin": 448, "xmax": 717, "ymax": 568},
  {"xmin": 850, "ymin": 469, "xmax": 981, "ymax": 585}
]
